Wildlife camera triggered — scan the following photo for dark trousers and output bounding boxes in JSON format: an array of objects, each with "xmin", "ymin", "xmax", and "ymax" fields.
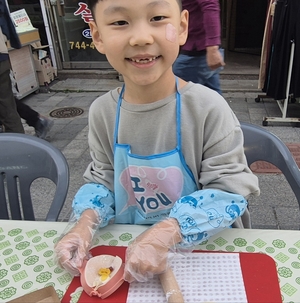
[
  {"xmin": 16, "ymin": 99, "xmax": 39, "ymax": 128},
  {"xmin": 0, "ymin": 59, "xmax": 24, "ymax": 133}
]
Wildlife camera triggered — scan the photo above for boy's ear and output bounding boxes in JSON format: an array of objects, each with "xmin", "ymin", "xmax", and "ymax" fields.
[
  {"xmin": 89, "ymin": 21, "xmax": 105, "ymax": 54},
  {"xmin": 178, "ymin": 9, "xmax": 189, "ymax": 46}
]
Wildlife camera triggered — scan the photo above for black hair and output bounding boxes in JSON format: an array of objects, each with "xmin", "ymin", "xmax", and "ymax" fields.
[{"xmin": 87, "ymin": 0, "xmax": 182, "ymax": 21}]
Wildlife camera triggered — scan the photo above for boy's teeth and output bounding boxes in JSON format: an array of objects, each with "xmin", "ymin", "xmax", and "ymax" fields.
[{"xmin": 131, "ymin": 57, "xmax": 156, "ymax": 63}]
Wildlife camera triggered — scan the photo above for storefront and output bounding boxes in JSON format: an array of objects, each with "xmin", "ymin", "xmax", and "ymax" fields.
[
  {"xmin": 220, "ymin": 0, "xmax": 269, "ymax": 55},
  {"xmin": 45, "ymin": 0, "xmax": 111, "ymax": 69},
  {"xmin": 8, "ymin": 0, "xmax": 269, "ymax": 72},
  {"xmin": 8, "ymin": 0, "xmax": 111, "ymax": 70}
]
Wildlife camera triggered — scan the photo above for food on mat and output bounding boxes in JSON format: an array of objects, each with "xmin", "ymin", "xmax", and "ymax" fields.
[{"xmin": 80, "ymin": 255, "xmax": 124, "ymax": 298}]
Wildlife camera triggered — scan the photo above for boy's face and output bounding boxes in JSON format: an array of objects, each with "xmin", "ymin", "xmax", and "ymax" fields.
[{"xmin": 89, "ymin": 0, "xmax": 188, "ymax": 87}]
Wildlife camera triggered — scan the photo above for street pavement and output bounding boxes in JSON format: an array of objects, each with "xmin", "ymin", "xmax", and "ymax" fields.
[{"xmin": 19, "ymin": 76, "xmax": 300, "ymax": 230}]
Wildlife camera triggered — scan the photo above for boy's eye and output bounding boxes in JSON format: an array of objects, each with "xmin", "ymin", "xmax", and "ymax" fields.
[
  {"xmin": 112, "ymin": 20, "xmax": 128, "ymax": 26},
  {"xmin": 151, "ymin": 16, "xmax": 166, "ymax": 22}
]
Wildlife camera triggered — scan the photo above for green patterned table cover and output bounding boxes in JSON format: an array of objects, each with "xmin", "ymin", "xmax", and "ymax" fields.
[{"xmin": 0, "ymin": 220, "xmax": 299, "ymax": 302}]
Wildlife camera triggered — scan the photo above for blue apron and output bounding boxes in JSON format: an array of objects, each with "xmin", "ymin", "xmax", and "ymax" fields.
[{"xmin": 113, "ymin": 79, "xmax": 198, "ymax": 224}]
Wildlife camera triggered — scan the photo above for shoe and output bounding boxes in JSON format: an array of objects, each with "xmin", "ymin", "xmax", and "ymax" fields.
[{"xmin": 35, "ymin": 117, "xmax": 54, "ymax": 139}]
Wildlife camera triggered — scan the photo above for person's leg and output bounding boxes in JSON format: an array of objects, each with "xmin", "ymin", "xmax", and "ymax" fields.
[
  {"xmin": 15, "ymin": 98, "xmax": 54, "ymax": 139},
  {"xmin": 202, "ymin": 48, "xmax": 224, "ymax": 95},
  {"xmin": 0, "ymin": 60, "xmax": 24, "ymax": 133},
  {"xmin": 34, "ymin": 116, "xmax": 54, "ymax": 139},
  {"xmin": 202, "ymin": 70, "xmax": 222, "ymax": 95},
  {"xmin": 173, "ymin": 54, "xmax": 223, "ymax": 95},
  {"xmin": 0, "ymin": 120, "xmax": 4, "ymax": 133},
  {"xmin": 173, "ymin": 54, "xmax": 206, "ymax": 84},
  {"xmin": 193, "ymin": 55, "xmax": 223, "ymax": 95},
  {"xmin": 15, "ymin": 99, "xmax": 39, "ymax": 127}
]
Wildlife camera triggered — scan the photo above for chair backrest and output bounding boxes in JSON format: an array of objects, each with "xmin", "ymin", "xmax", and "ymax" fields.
[
  {"xmin": 240, "ymin": 122, "xmax": 300, "ymax": 208},
  {"xmin": 0, "ymin": 133, "xmax": 69, "ymax": 221}
]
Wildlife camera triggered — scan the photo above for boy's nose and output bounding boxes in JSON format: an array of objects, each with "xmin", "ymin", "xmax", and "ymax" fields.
[{"xmin": 129, "ymin": 25, "xmax": 154, "ymax": 46}]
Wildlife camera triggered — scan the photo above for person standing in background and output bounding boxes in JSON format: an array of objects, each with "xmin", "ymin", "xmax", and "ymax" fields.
[
  {"xmin": 9, "ymin": 70, "xmax": 54, "ymax": 139},
  {"xmin": 173, "ymin": 0, "xmax": 225, "ymax": 95},
  {"xmin": 0, "ymin": 0, "xmax": 54, "ymax": 138},
  {"xmin": 0, "ymin": 0, "xmax": 24, "ymax": 133}
]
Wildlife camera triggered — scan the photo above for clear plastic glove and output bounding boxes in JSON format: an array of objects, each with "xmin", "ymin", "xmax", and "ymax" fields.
[
  {"xmin": 54, "ymin": 209, "xmax": 100, "ymax": 276},
  {"xmin": 124, "ymin": 218, "xmax": 182, "ymax": 283}
]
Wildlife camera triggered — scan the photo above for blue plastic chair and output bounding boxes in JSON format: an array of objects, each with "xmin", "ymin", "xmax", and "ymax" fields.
[
  {"xmin": 241, "ymin": 122, "xmax": 300, "ymax": 208},
  {"xmin": 0, "ymin": 133, "xmax": 69, "ymax": 221}
]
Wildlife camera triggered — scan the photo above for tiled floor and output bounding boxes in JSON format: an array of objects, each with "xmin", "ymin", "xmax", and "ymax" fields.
[
  {"xmin": 221, "ymin": 50, "xmax": 260, "ymax": 76},
  {"xmin": 250, "ymin": 143, "xmax": 300, "ymax": 173}
]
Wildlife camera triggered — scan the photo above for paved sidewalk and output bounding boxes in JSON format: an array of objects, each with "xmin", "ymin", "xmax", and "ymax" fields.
[{"xmin": 19, "ymin": 77, "xmax": 300, "ymax": 230}]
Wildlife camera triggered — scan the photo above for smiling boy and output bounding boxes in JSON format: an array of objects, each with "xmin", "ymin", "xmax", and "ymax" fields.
[
  {"xmin": 89, "ymin": 0, "xmax": 188, "ymax": 101},
  {"xmin": 55, "ymin": 0, "xmax": 259, "ymax": 283}
]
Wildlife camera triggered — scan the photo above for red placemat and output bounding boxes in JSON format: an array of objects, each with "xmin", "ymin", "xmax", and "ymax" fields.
[
  {"xmin": 62, "ymin": 246, "xmax": 282, "ymax": 303},
  {"xmin": 239, "ymin": 252, "xmax": 281, "ymax": 303}
]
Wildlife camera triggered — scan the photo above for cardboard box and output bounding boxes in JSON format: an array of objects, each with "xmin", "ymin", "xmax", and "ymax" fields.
[
  {"xmin": 31, "ymin": 41, "xmax": 46, "ymax": 49},
  {"xmin": 31, "ymin": 42, "xmax": 49, "ymax": 60},
  {"xmin": 9, "ymin": 44, "xmax": 39, "ymax": 98},
  {"xmin": 7, "ymin": 286, "xmax": 60, "ymax": 303},
  {"xmin": 32, "ymin": 49, "xmax": 48, "ymax": 60},
  {"xmin": 34, "ymin": 57, "xmax": 56, "ymax": 86},
  {"xmin": 7, "ymin": 29, "xmax": 40, "ymax": 49}
]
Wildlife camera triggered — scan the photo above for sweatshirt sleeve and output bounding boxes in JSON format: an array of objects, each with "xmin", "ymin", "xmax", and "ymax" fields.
[
  {"xmin": 199, "ymin": 113, "xmax": 260, "ymax": 200},
  {"xmin": 200, "ymin": 0, "xmax": 221, "ymax": 47},
  {"xmin": 169, "ymin": 189, "xmax": 247, "ymax": 247},
  {"xmin": 81, "ymin": 91, "xmax": 117, "ymax": 192}
]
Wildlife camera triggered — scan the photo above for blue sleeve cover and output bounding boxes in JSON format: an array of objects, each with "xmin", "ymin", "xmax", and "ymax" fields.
[
  {"xmin": 72, "ymin": 183, "xmax": 115, "ymax": 227},
  {"xmin": 169, "ymin": 189, "xmax": 247, "ymax": 247}
]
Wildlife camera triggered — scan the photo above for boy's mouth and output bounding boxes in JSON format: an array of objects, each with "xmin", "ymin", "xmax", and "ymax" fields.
[{"xmin": 127, "ymin": 56, "xmax": 160, "ymax": 63}]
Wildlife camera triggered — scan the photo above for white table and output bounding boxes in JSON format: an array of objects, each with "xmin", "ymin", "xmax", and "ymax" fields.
[{"xmin": 0, "ymin": 220, "xmax": 300, "ymax": 302}]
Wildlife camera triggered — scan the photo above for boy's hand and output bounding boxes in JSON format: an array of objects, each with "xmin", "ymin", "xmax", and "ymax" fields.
[
  {"xmin": 54, "ymin": 227, "xmax": 92, "ymax": 276},
  {"xmin": 124, "ymin": 218, "xmax": 182, "ymax": 283},
  {"xmin": 54, "ymin": 209, "xmax": 100, "ymax": 276}
]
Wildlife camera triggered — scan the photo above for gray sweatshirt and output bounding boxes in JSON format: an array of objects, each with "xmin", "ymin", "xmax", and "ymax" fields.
[{"xmin": 83, "ymin": 82, "xmax": 260, "ymax": 228}]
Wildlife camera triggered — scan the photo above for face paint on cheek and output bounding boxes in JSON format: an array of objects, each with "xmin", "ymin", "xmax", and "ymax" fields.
[{"xmin": 165, "ymin": 23, "xmax": 177, "ymax": 43}]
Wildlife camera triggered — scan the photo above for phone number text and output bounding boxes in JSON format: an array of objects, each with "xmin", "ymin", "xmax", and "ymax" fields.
[{"xmin": 69, "ymin": 41, "xmax": 95, "ymax": 49}]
